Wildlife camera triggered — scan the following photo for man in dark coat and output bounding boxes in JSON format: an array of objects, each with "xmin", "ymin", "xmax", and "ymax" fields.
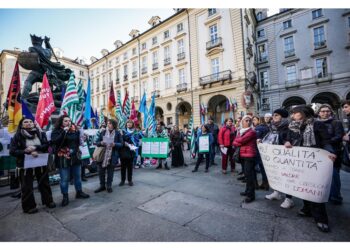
[{"xmin": 206, "ymin": 116, "xmax": 219, "ymax": 165}]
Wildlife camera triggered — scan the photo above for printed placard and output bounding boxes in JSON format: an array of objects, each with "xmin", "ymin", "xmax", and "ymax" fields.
[{"xmin": 199, "ymin": 135, "xmax": 209, "ymax": 153}]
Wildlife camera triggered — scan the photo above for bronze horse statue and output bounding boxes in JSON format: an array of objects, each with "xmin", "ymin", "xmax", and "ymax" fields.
[{"xmin": 17, "ymin": 34, "xmax": 72, "ymax": 113}]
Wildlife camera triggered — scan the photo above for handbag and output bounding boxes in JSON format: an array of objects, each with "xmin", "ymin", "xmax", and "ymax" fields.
[
  {"xmin": 233, "ymin": 147, "xmax": 241, "ymax": 163},
  {"xmin": 93, "ymin": 146, "xmax": 106, "ymax": 163}
]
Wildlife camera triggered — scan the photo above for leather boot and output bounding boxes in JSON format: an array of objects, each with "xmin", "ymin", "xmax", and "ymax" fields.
[
  {"xmin": 76, "ymin": 191, "xmax": 90, "ymax": 199},
  {"xmin": 62, "ymin": 194, "xmax": 69, "ymax": 207}
]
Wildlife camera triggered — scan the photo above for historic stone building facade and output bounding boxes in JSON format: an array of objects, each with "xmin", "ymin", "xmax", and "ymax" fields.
[
  {"xmin": 89, "ymin": 8, "xmax": 257, "ymax": 128},
  {"xmin": 256, "ymin": 9, "xmax": 350, "ymax": 117}
]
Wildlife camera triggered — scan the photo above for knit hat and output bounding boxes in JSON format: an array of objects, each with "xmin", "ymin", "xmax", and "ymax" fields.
[
  {"xmin": 264, "ymin": 113, "xmax": 272, "ymax": 118},
  {"xmin": 291, "ymin": 105, "xmax": 315, "ymax": 118},
  {"xmin": 273, "ymin": 108, "xmax": 289, "ymax": 118}
]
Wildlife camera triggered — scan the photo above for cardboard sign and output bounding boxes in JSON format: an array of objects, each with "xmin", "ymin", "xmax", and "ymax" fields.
[{"xmin": 258, "ymin": 144, "xmax": 333, "ymax": 203}]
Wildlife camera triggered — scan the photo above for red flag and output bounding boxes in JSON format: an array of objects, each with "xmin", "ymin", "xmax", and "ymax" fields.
[
  {"xmin": 108, "ymin": 81, "xmax": 116, "ymax": 118},
  {"xmin": 130, "ymin": 98, "xmax": 138, "ymax": 127},
  {"xmin": 7, "ymin": 62, "xmax": 22, "ymax": 132},
  {"xmin": 35, "ymin": 73, "xmax": 56, "ymax": 128}
]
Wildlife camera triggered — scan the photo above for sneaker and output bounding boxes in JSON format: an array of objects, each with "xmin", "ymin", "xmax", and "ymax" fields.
[
  {"xmin": 265, "ymin": 191, "xmax": 282, "ymax": 200},
  {"xmin": 280, "ymin": 198, "xmax": 294, "ymax": 209}
]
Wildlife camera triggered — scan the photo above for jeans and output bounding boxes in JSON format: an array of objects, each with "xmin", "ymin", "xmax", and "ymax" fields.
[{"xmin": 59, "ymin": 165, "xmax": 82, "ymax": 195}]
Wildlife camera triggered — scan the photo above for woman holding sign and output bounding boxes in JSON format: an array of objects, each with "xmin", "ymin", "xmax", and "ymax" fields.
[
  {"xmin": 285, "ymin": 105, "xmax": 336, "ymax": 233},
  {"xmin": 10, "ymin": 117, "xmax": 55, "ymax": 214},
  {"xmin": 94, "ymin": 119, "xmax": 123, "ymax": 193},
  {"xmin": 192, "ymin": 124, "xmax": 213, "ymax": 173},
  {"xmin": 51, "ymin": 115, "xmax": 90, "ymax": 207},
  {"xmin": 233, "ymin": 115, "xmax": 257, "ymax": 203}
]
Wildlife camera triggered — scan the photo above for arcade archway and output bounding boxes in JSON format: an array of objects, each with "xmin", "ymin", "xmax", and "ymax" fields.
[
  {"xmin": 176, "ymin": 101, "xmax": 192, "ymax": 129},
  {"xmin": 207, "ymin": 94, "xmax": 230, "ymax": 125}
]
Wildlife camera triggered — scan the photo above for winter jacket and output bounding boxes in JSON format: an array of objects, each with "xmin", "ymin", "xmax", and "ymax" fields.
[
  {"xmin": 255, "ymin": 124, "xmax": 269, "ymax": 140},
  {"xmin": 10, "ymin": 131, "xmax": 48, "ymax": 169},
  {"xmin": 320, "ymin": 119, "xmax": 344, "ymax": 153},
  {"xmin": 262, "ymin": 121, "xmax": 289, "ymax": 146},
  {"xmin": 206, "ymin": 123, "xmax": 219, "ymax": 144},
  {"xmin": 233, "ymin": 128, "xmax": 257, "ymax": 158},
  {"xmin": 218, "ymin": 125, "xmax": 236, "ymax": 147},
  {"xmin": 95, "ymin": 129, "xmax": 123, "ymax": 166},
  {"xmin": 196, "ymin": 131, "xmax": 214, "ymax": 154},
  {"xmin": 286, "ymin": 120, "xmax": 334, "ymax": 153}
]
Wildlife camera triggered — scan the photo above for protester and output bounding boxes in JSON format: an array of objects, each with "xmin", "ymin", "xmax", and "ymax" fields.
[
  {"xmin": 262, "ymin": 109, "xmax": 292, "ymax": 207},
  {"xmin": 218, "ymin": 118, "xmax": 236, "ymax": 174},
  {"xmin": 51, "ymin": 115, "xmax": 90, "ymax": 207},
  {"xmin": 317, "ymin": 104, "xmax": 344, "ymax": 205},
  {"xmin": 119, "ymin": 119, "xmax": 142, "ymax": 186},
  {"xmin": 264, "ymin": 113, "xmax": 273, "ymax": 126},
  {"xmin": 94, "ymin": 119, "xmax": 123, "ymax": 193},
  {"xmin": 284, "ymin": 105, "xmax": 336, "ymax": 233},
  {"xmin": 233, "ymin": 115, "xmax": 257, "ymax": 203},
  {"xmin": 154, "ymin": 123, "xmax": 170, "ymax": 170},
  {"xmin": 170, "ymin": 125, "xmax": 186, "ymax": 167},
  {"xmin": 9, "ymin": 117, "xmax": 55, "ymax": 214},
  {"xmin": 207, "ymin": 116, "xmax": 219, "ymax": 165},
  {"xmin": 192, "ymin": 124, "xmax": 213, "ymax": 173}
]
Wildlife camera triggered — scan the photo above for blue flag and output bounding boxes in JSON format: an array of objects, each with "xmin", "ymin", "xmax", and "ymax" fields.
[
  {"xmin": 139, "ymin": 91, "xmax": 148, "ymax": 128},
  {"xmin": 21, "ymin": 100, "xmax": 34, "ymax": 120},
  {"xmin": 84, "ymin": 79, "xmax": 92, "ymax": 128}
]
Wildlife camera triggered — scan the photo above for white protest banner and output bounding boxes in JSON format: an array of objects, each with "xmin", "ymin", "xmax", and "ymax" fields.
[
  {"xmin": 258, "ymin": 144, "xmax": 333, "ymax": 203},
  {"xmin": 84, "ymin": 129, "xmax": 98, "ymax": 136},
  {"xmin": 198, "ymin": 135, "xmax": 209, "ymax": 153},
  {"xmin": 24, "ymin": 153, "xmax": 49, "ymax": 169}
]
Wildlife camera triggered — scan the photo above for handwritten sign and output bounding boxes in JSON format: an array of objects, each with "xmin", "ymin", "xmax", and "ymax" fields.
[{"xmin": 258, "ymin": 144, "xmax": 333, "ymax": 203}]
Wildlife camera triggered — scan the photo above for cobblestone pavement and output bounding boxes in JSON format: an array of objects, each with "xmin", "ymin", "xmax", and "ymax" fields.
[{"xmin": 0, "ymin": 152, "xmax": 349, "ymax": 241}]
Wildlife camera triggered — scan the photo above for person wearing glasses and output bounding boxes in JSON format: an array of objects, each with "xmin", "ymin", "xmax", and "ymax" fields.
[
  {"xmin": 316, "ymin": 104, "xmax": 344, "ymax": 205},
  {"xmin": 233, "ymin": 115, "xmax": 257, "ymax": 203}
]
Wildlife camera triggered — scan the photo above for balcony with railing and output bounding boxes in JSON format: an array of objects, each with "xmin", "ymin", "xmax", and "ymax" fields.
[
  {"xmin": 314, "ymin": 40, "xmax": 327, "ymax": 50},
  {"xmin": 124, "ymin": 75, "xmax": 128, "ymax": 81},
  {"xmin": 152, "ymin": 63, "xmax": 159, "ymax": 70},
  {"xmin": 206, "ymin": 37, "xmax": 222, "ymax": 50},
  {"xmin": 284, "ymin": 49, "xmax": 295, "ymax": 58},
  {"xmin": 151, "ymin": 90, "xmax": 160, "ymax": 97},
  {"xmin": 176, "ymin": 83, "xmax": 188, "ymax": 92},
  {"xmin": 142, "ymin": 67, "xmax": 148, "ymax": 75},
  {"xmin": 199, "ymin": 70, "xmax": 232, "ymax": 86},
  {"xmin": 102, "ymin": 83, "xmax": 106, "ymax": 90},
  {"xmin": 177, "ymin": 52, "xmax": 185, "ymax": 61},
  {"xmin": 315, "ymin": 72, "xmax": 332, "ymax": 83},
  {"xmin": 116, "ymin": 78, "xmax": 120, "ymax": 84},
  {"xmin": 132, "ymin": 71, "xmax": 138, "ymax": 79},
  {"xmin": 285, "ymin": 79, "xmax": 300, "ymax": 89},
  {"xmin": 164, "ymin": 58, "xmax": 171, "ymax": 66}
]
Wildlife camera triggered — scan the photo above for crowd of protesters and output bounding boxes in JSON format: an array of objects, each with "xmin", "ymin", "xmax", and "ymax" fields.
[{"xmin": 7, "ymin": 100, "xmax": 350, "ymax": 234}]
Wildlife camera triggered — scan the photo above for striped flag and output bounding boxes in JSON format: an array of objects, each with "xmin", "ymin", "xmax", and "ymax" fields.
[
  {"xmin": 7, "ymin": 62, "xmax": 22, "ymax": 133},
  {"xmin": 115, "ymin": 90, "xmax": 126, "ymax": 129},
  {"xmin": 60, "ymin": 73, "xmax": 79, "ymax": 122},
  {"xmin": 187, "ymin": 115, "xmax": 196, "ymax": 158},
  {"xmin": 75, "ymin": 79, "xmax": 85, "ymax": 127},
  {"xmin": 99, "ymin": 109, "xmax": 105, "ymax": 126},
  {"xmin": 129, "ymin": 98, "xmax": 139, "ymax": 127},
  {"xmin": 146, "ymin": 93, "xmax": 156, "ymax": 136},
  {"xmin": 122, "ymin": 90, "xmax": 130, "ymax": 118}
]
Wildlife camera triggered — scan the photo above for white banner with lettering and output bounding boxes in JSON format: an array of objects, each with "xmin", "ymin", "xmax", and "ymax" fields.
[{"xmin": 258, "ymin": 144, "xmax": 333, "ymax": 203}]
